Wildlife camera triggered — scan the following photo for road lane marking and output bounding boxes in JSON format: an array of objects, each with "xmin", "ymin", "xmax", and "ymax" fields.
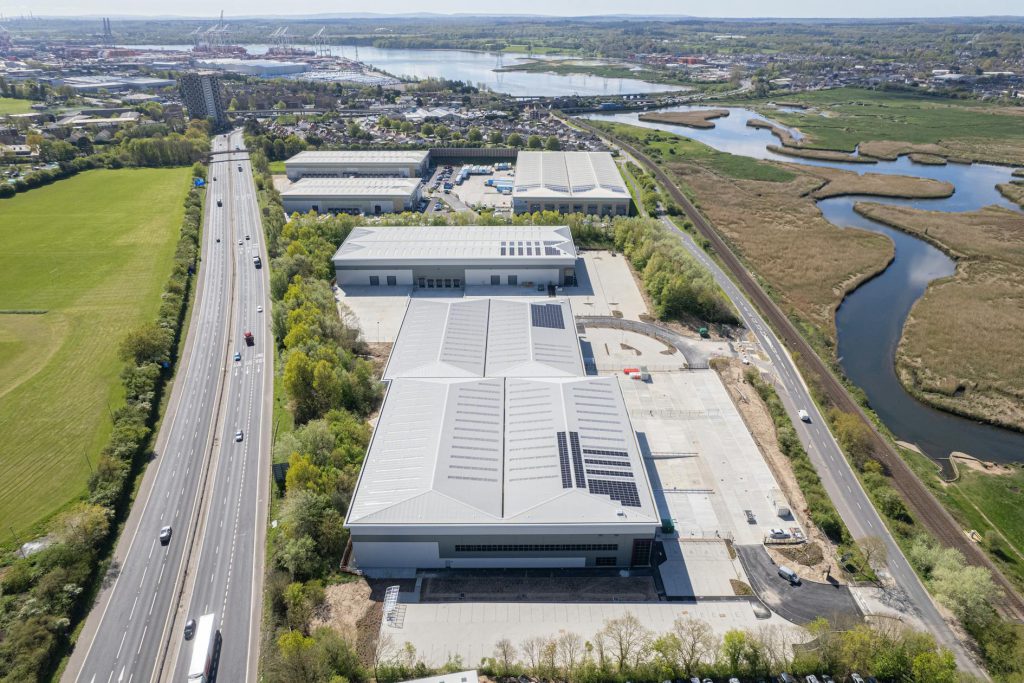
[{"xmin": 116, "ymin": 632, "xmax": 127, "ymax": 659}]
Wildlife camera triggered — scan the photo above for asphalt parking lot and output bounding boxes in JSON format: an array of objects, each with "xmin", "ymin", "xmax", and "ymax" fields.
[{"xmin": 736, "ymin": 545, "xmax": 862, "ymax": 627}]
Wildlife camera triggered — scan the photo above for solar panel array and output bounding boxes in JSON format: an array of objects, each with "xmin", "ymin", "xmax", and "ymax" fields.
[
  {"xmin": 588, "ymin": 479, "xmax": 642, "ymax": 508},
  {"xmin": 334, "ymin": 225, "xmax": 576, "ymax": 262},
  {"xmin": 531, "ymin": 303, "xmax": 566, "ymax": 330}
]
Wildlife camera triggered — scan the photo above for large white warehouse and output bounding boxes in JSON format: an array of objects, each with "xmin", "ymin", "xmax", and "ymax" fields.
[
  {"xmin": 332, "ymin": 225, "xmax": 578, "ymax": 289},
  {"xmin": 346, "ymin": 298, "xmax": 660, "ymax": 575},
  {"xmin": 284, "ymin": 150, "xmax": 431, "ymax": 181},
  {"xmin": 512, "ymin": 151, "xmax": 631, "ymax": 216},
  {"xmin": 281, "ymin": 177, "xmax": 422, "ymax": 215}
]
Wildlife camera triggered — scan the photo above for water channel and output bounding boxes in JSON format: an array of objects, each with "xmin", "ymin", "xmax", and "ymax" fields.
[
  {"xmin": 586, "ymin": 106, "xmax": 1024, "ymax": 465},
  {"xmin": 122, "ymin": 44, "xmax": 685, "ymax": 96}
]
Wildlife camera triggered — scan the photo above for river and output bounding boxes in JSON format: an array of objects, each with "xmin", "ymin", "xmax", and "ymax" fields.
[
  {"xmin": 119, "ymin": 44, "xmax": 685, "ymax": 97},
  {"xmin": 586, "ymin": 105, "xmax": 1024, "ymax": 466}
]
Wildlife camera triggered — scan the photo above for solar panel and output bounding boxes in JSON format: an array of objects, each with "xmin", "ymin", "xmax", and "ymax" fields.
[
  {"xmin": 569, "ymin": 431, "xmax": 586, "ymax": 489},
  {"xmin": 531, "ymin": 303, "xmax": 565, "ymax": 330},
  {"xmin": 557, "ymin": 432, "xmax": 572, "ymax": 489},
  {"xmin": 588, "ymin": 479, "xmax": 642, "ymax": 507},
  {"xmin": 587, "ymin": 469, "xmax": 634, "ymax": 478},
  {"xmin": 583, "ymin": 448, "xmax": 630, "ymax": 458}
]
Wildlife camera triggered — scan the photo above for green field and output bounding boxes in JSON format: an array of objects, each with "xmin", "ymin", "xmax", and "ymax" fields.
[
  {"xmin": 737, "ymin": 87, "xmax": 1024, "ymax": 155},
  {"xmin": 267, "ymin": 160, "xmax": 286, "ymax": 174},
  {"xmin": 0, "ymin": 168, "xmax": 190, "ymax": 536},
  {"xmin": 933, "ymin": 468, "xmax": 1024, "ymax": 592},
  {"xmin": 0, "ymin": 97, "xmax": 35, "ymax": 115}
]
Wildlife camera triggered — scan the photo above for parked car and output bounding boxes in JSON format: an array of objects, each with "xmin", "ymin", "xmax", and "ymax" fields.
[
  {"xmin": 159, "ymin": 526, "xmax": 172, "ymax": 545},
  {"xmin": 806, "ymin": 676, "xmax": 820, "ymax": 683},
  {"xmin": 769, "ymin": 528, "xmax": 790, "ymax": 539},
  {"xmin": 745, "ymin": 509, "xmax": 756, "ymax": 524},
  {"xmin": 184, "ymin": 619, "xmax": 197, "ymax": 640},
  {"xmin": 850, "ymin": 675, "xmax": 865, "ymax": 683}
]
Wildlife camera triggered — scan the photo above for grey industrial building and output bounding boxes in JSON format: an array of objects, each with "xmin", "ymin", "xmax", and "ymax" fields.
[
  {"xmin": 281, "ymin": 177, "xmax": 422, "ymax": 215},
  {"xmin": 332, "ymin": 225, "xmax": 578, "ymax": 289},
  {"xmin": 178, "ymin": 72, "xmax": 227, "ymax": 128},
  {"xmin": 284, "ymin": 150, "xmax": 431, "ymax": 181},
  {"xmin": 345, "ymin": 298, "xmax": 660, "ymax": 575},
  {"xmin": 512, "ymin": 151, "xmax": 631, "ymax": 216}
]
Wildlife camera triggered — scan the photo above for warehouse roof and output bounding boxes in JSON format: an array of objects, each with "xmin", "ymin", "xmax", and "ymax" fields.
[
  {"xmin": 513, "ymin": 151, "xmax": 628, "ymax": 200},
  {"xmin": 285, "ymin": 150, "xmax": 430, "ymax": 166},
  {"xmin": 383, "ymin": 298, "xmax": 584, "ymax": 380},
  {"xmin": 333, "ymin": 225, "xmax": 577, "ymax": 266},
  {"xmin": 345, "ymin": 375, "xmax": 659, "ymax": 528},
  {"xmin": 281, "ymin": 177, "xmax": 421, "ymax": 198}
]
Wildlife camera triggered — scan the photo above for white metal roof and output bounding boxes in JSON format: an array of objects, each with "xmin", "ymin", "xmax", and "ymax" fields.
[
  {"xmin": 383, "ymin": 298, "xmax": 585, "ymax": 380},
  {"xmin": 285, "ymin": 150, "xmax": 429, "ymax": 166},
  {"xmin": 281, "ymin": 177, "xmax": 421, "ymax": 198},
  {"xmin": 513, "ymin": 151, "xmax": 628, "ymax": 200},
  {"xmin": 333, "ymin": 225, "xmax": 577, "ymax": 266},
  {"xmin": 346, "ymin": 376, "xmax": 659, "ymax": 528}
]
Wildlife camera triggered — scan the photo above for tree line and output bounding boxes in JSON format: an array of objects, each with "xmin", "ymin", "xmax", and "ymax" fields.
[{"xmin": 0, "ymin": 119, "xmax": 210, "ymax": 201}]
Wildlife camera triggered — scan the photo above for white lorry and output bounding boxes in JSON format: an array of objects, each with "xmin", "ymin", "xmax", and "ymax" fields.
[
  {"xmin": 769, "ymin": 488, "xmax": 791, "ymax": 518},
  {"xmin": 187, "ymin": 613, "xmax": 218, "ymax": 682}
]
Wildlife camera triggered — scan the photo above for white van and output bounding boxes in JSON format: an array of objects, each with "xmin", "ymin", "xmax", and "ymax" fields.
[{"xmin": 778, "ymin": 565, "xmax": 801, "ymax": 585}]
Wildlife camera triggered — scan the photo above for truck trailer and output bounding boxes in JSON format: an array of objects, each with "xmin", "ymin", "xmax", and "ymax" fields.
[{"xmin": 187, "ymin": 613, "xmax": 218, "ymax": 682}]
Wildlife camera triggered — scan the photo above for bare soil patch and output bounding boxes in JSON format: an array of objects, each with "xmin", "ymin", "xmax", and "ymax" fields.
[
  {"xmin": 950, "ymin": 452, "xmax": 1016, "ymax": 477},
  {"xmin": 311, "ymin": 579, "xmax": 375, "ymax": 650},
  {"xmin": 640, "ymin": 109, "xmax": 729, "ymax": 129}
]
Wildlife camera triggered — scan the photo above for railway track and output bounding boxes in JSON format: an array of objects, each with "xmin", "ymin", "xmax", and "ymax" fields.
[{"xmin": 573, "ymin": 116, "xmax": 1024, "ymax": 620}]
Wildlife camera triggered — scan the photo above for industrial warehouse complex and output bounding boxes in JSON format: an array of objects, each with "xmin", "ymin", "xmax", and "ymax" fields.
[
  {"xmin": 280, "ymin": 177, "xmax": 423, "ymax": 215},
  {"xmin": 332, "ymin": 225, "xmax": 578, "ymax": 289},
  {"xmin": 284, "ymin": 150, "xmax": 431, "ymax": 180},
  {"xmin": 346, "ymin": 298, "xmax": 660, "ymax": 573},
  {"xmin": 512, "ymin": 151, "xmax": 630, "ymax": 216}
]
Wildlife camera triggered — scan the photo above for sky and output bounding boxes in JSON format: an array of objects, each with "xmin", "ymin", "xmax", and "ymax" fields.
[{"xmin": 13, "ymin": 0, "xmax": 1024, "ymax": 18}]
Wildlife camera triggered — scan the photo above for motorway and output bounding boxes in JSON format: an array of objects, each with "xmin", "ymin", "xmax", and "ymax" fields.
[
  {"xmin": 65, "ymin": 130, "xmax": 271, "ymax": 683},
  {"xmin": 660, "ymin": 215, "xmax": 984, "ymax": 676},
  {"xmin": 166, "ymin": 133, "xmax": 272, "ymax": 683}
]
